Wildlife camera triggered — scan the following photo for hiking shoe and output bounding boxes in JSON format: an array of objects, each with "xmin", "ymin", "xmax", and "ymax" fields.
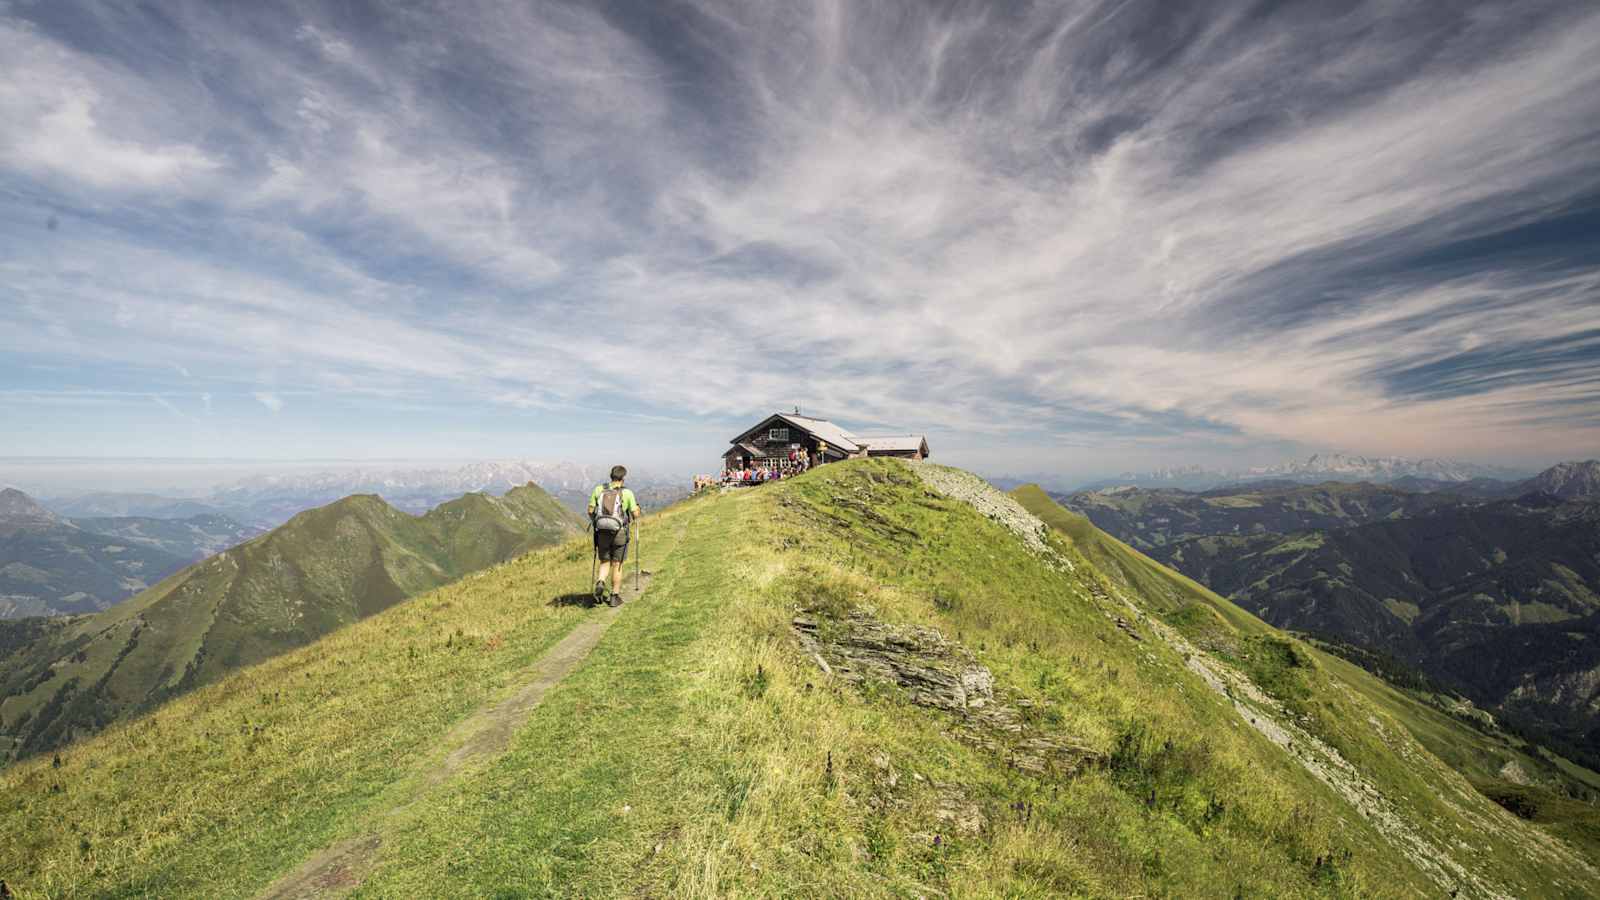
[
  {"xmin": 608, "ymin": 591, "xmax": 623, "ymax": 608},
  {"xmin": 593, "ymin": 580, "xmax": 607, "ymax": 605}
]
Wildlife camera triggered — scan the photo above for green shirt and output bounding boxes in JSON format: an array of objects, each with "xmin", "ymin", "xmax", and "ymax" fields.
[{"xmin": 588, "ymin": 483, "xmax": 640, "ymax": 518}]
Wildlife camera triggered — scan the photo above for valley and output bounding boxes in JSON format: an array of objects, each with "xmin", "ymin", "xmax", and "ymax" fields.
[{"xmin": 1056, "ymin": 462, "xmax": 1600, "ymax": 770}]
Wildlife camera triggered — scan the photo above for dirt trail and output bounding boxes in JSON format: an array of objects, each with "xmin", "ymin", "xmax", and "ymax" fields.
[{"xmin": 255, "ymin": 572, "xmax": 654, "ymax": 900}]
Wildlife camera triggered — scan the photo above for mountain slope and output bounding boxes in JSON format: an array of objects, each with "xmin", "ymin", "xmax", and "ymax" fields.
[
  {"xmin": 1058, "ymin": 476, "xmax": 1600, "ymax": 767},
  {"xmin": 0, "ymin": 484, "xmax": 581, "ymax": 761},
  {"xmin": 1064, "ymin": 480, "xmax": 1462, "ymax": 552},
  {"xmin": 1079, "ymin": 454, "xmax": 1525, "ymax": 492},
  {"xmin": 1, "ymin": 488, "xmax": 192, "ymax": 619},
  {"xmin": 0, "ymin": 487, "xmax": 59, "ymax": 525},
  {"xmin": 1517, "ymin": 459, "xmax": 1600, "ymax": 500},
  {"xmin": 1, "ymin": 461, "xmax": 1594, "ymax": 898},
  {"xmin": 1013, "ymin": 486, "xmax": 1600, "ymax": 780}
]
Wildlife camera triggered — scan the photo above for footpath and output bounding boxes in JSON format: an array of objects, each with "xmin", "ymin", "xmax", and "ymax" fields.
[{"xmin": 256, "ymin": 524, "xmax": 671, "ymax": 899}]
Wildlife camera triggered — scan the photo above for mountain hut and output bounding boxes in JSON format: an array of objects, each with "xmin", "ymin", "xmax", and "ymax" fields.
[{"xmin": 723, "ymin": 413, "xmax": 930, "ymax": 472}]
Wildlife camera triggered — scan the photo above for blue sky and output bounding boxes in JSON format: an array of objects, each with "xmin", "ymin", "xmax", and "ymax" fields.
[{"xmin": 2, "ymin": 0, "xmax": 1598, "ymax": 480}]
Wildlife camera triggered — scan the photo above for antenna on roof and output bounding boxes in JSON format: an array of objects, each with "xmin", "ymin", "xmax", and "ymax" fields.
[{"xmin": 794, "ymin": 405, "xmax": 801, "ymax": 415}]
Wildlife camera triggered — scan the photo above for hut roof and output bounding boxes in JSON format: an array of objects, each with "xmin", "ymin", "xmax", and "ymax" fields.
[
  {"xmin": 857, "ymin": 434, "xmax": 927, "ymax": 453},
  {"xmin": 732, "ymin": 413, "xmax": 860, "ymax": 452},
  {"xmin": 777, "ymin": 414, "xmax": 861, "ymax": 451}
]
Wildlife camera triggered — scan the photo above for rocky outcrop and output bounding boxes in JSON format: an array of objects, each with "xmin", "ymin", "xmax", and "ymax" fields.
[
  {"xmin": 793, "ymin": 610, "xmax": 1099, "ymax": 776},
  {"xmin": 909, "ymin": 463, "xmax": 1072, "ymax": 570}
]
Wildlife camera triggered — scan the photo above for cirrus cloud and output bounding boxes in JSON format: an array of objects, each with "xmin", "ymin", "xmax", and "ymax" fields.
[{"xmin": 0, "ymin": 0, "xmax": 1597, "ymax": 475}]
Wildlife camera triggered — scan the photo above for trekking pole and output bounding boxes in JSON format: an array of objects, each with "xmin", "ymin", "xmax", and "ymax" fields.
[
  {"xmin": 634, "ymin": 519, "xmax": 641, "ymax": 591},
  {"xmin": 588, "ymin": 520, "xmax": 598, "ymax": 600}
]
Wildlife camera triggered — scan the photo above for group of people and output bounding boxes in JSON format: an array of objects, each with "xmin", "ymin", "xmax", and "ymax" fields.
[
  {"xmin": 721, "ymin": 465, "xmax": 788, "ymax": 485},
  {"xmin": 696, "ymin": 448, "xmax": 822, "ymax": 490}
]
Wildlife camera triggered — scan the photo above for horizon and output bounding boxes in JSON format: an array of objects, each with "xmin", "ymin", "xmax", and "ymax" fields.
[
  {"xmin": 4, "ymin": 1, "xmax": 1599, "ymax": 480},
  {"xmin": 0, "ymin": 447, "xmax": 1583, "ymax": 499}
]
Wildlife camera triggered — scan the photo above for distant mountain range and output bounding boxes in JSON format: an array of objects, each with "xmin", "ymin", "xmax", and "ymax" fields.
[
  {"xmin": 1, "ymin": 489, "xmax": 259, "ymax": 619},
  {"xmin": 1521, "ymin": 460, "xmax": 1600, "ymax": 500},
  {"xmin": 1056, "ymin": 460, "xmax": 1600, "ymax": 766},
  {"xmin": 44, "ymin": 492, "xmax": 234, "ymax": 520},
  {"xmin": 38, "ymin": 460, "xmax": 690, "ymax": 528},
  {"xmin": 1070, "ymin": 452, "xmax": 1532, "ymax": 492},
  {"xmin": 0, "ymin": 482, "xmax": 582, "ymax": 761}
]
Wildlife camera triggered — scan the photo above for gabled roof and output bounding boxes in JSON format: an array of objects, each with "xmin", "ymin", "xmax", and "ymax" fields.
[
  {"xmin": 856, "ymin": 434, "xmax": 928, "ymax": 453},
  {"xmin": 782, "ymin": 414, "xmax": 861, "ymax": 451},
  {"xmin": 732, "ymin": 413, "xmax": 860, "ymax": 452}
]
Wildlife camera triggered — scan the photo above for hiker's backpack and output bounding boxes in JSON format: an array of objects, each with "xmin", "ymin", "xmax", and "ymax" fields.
[{"xmin": 593, "ymin": 487, "xmax": 628, "ymax": 534}]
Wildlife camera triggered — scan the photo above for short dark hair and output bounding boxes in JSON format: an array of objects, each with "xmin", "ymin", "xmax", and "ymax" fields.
[{"xmin": 610, "ymin": 465, "xmax": 627, "ymax": 482}]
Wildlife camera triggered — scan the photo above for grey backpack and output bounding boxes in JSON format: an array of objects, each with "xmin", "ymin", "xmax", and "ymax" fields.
[{"xmin": 593, "ymin": 488, "xmax": 627, "ymax": 534}]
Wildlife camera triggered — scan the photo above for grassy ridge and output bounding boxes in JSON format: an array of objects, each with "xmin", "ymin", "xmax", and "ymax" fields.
[
  {"xmin": 0, "ymin": 499, "xmax": 691, "ymax": 897},
  {"xmin": 0, "ymin": 485, "xmax": 581, "ymax": 763},
  {"xmin": 2, "ymin": 462, "xmax": 1596, "ymax": 897},
  {"xmin": 315, "ymin": 464, "xmax": 1592, "ymax": 895},
  {"xmin": 347, "ymin": 464, "xmax": 1406, "ymax": 897}
]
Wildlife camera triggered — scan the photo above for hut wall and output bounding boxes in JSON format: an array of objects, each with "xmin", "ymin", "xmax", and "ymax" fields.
[
  {"xmin": 866, "ymin": 448, "xmax": 923, "ymax": 460},
  {"xmin": 745, "ymin": 425, "xmax": 812, "ymax": 459}
]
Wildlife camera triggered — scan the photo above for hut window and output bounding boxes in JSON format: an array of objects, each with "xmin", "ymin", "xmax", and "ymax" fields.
[{"xmin": 769, "ymin": 427, "xmax": 789, "ymax": 441}]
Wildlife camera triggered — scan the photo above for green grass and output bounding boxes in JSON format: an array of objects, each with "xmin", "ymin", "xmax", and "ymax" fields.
[
  {"xmin": 0, "ymin": 499, "xmax": 694, "ymax": 898},
  {"xmin": 1015, "ymin": 481, "xmax": 1600, "ymax": 888},
  {"xmin": 1475, "ymin": 779, "xmax": 1600, "ymax": 854},
  {"xmin": 0, "ymin": 484, "xmax": 581, "ymax": 764},
  {"xmin": 2, "ymin": 463, "xmax": 1597, "ymax": 897},
  {"xmin": 349, "ymin": 463, "xmax": 1393, "ymax": 897}
]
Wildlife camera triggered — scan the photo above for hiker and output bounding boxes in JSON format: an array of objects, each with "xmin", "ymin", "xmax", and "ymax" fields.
[{"xmin": 588, "ymin": 465, "xmax": 641, "ymax": 607}]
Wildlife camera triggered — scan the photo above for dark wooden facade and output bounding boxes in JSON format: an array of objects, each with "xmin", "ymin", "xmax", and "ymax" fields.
[
  {"xmin": 723, "ymin": 414, "xmax": 930, "ymax": 472},
  {"xmin": 724, "ymin": 414, "xmax": 855, "ymax": 470}
]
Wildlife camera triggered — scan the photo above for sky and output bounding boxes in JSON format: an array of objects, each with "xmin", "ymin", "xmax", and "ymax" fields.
[{"xmin": 2, "ymin": 0, "xmax": 1598, "ymax": 482}]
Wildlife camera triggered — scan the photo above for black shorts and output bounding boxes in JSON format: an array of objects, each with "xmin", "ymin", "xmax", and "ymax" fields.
[{"xmin": 594, "ymin": 529, "xmax": 629, "ymax": 563}]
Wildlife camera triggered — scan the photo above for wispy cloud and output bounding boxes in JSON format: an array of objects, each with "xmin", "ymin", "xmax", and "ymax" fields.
[
  {"xmin": 1, "ymin": 1, "xmax": 1597, "ymax": 473},
  {"xmin": 0, "ymin": 19, "xmax": 219, "ymax": 190},
  {"xmin": 150, "ymin": 393, "xmax": 195, "ymax": 422}
]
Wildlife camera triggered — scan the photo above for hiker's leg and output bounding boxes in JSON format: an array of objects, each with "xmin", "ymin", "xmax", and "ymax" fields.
[
  {"xmin": 597, "ymin": 561, "xmax": 611, "ymax": 583},
  {"xmin": 611, "ymin": 542, "xmax": 627, "ymax": 594}
]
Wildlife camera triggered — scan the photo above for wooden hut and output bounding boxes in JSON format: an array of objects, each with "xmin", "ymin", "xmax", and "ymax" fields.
[
  {"xmin": 723, "ymin": 413, "xmax": 929, "ymax": 471},
  {"xmin": 855, "ymin": 434, "xmax": 931, "ymax": 460}
]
